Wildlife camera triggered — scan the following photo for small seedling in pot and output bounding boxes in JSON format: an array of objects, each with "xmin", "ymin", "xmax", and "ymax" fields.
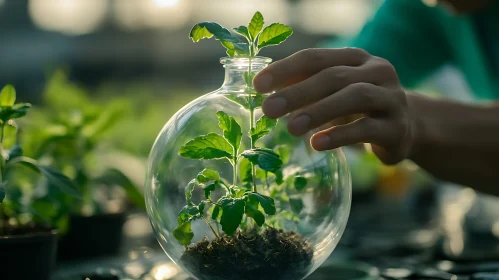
[
  {"xmin": 0, "ymin": 84, "xmax": 80, "ymax": 235},
  {"xmin": 172, "ymin": 12, "xmax": 316, "ymax": 280}
]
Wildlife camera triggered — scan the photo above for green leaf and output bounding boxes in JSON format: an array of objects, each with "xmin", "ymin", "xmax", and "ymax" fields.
[
  {"xmin": 251, "ymin": 116, "xmax": 277, "ymax": 143},
  {"xmin": 196, "ymin": 168, "xmax": 220, "ymax": 183},
  {"xmin": 179, "ymin": 133, "xmax": 232, "ymax": 160},
  {"xmin": 204, "ymin": 182, "xmax": 218, "ymax": 200},
  {"xmin": 246, "ymin": 192, "xmax": 276, "ymax": 215},
  {"xmin": 189, "ymin": 22, "xmax": 243, "ymax": 55},
  {"xmin": 234, "ymin": 26, "xmax": 250, "ymax": 40},
  {"xmin": 0, "ymin": 182, "xmax": 5, "ymax": 203},
  {"xmin": 30, "ymin": 200, "xmax": 58, "ymax": 221},
  {"xmin": 173, "ymin": 221, "xmax": 195, "ymax": 246},
  {"xmin": 274, "ymin": 169, "xmax": 284, "ymax": 185},
  {"xmin": 198, "ymin": 201, "xmax": 206, "ymax": 214},
  {"xmin": 294, "ymin": 176, "xmax": 307, "ymax": 191},
  {"xmin": 212, "ymin": 204, "xmax": 221, "ymax": 220},
  {"xmin": 0, "ymin": 84, "xmax": 16, "ymax": 106},
  {"xmin": 219, "ymin": 197, "xmax": 246, "ymax": 235},
  {"xmin": 245, "ymin": 195, "xmax": 265, "ymax": 226},
  {"xmin": 234, "ymin": 187, "xmax": 247, "ymax": 198},
  {"xmin": 239, "ymin": 158, "xmax": 252, "ymax": 188},
  {"xmin": 6, "ymin": 144, "xmax": 23, "ymax": 161},
  {"xmin": 185, "ymin": 179, "xmax": 196, "ymax": 205},
  {"xmin": 290, "ymin": 198, "xmax": 304, "ymax": 214},
  {"xmin": 232, "ymin": 43, "xmax": 250, "ymax": 56},
  {"xmin": 258, "ymin": 23, "xmax": 293, "ymax": 49},
  {"xmin": 10, "ymin": 158, "xmax": 81, "ymax": 199},
  {"xmin": 248, "ymin": 11, "xmax": 265, "ymax": 41},
  {"xmin": 216, "ymin": 111, "xmax": 242, "ymax": 153},
  {"xmin": 241, "ymin": 148, "xmax": 283, "ymax": 173},
  {"xmin": 274, "ymin": 145, "xmax": 291, "ymax": 164},
  {"xmin": 40, "ymin": 166, "xmax": 81, "ymax": 199},
  {"xmin": 190, "ymin": 22, "xmax": 236, "ymax": 43},
  {"xmin": 178, "ymin": 205, "xmax": 200, "ymax": 225},
  {"xmin": 95, "ymin": 168, "xmax": 146, "ymax": 210},
  {"xmin": 0, "ymin": 103, "xmax": 31, "ymax": 122}
]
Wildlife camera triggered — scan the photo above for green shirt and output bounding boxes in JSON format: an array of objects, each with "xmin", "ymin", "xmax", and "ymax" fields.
[{"xmin": 340, "ymin": 0, "xmax": 499, "ymax": 100}]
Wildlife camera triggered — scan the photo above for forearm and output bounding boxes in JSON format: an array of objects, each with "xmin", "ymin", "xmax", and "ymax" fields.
[{"xmin": 408, "ymin": 93, "xmax": 499, "ymax": 195}]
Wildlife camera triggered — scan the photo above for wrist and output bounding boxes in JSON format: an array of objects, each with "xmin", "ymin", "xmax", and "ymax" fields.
[{"xmin": 405, "ymin": 92, "xmax": 428, "ymax": 162}]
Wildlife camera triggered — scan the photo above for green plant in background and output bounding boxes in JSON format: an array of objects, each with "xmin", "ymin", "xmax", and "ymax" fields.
[
  {"xmin": 0, "ymin": 85, "xmax": 80, "ymax": 234},
  {"xmin": 22, "ymin": 71, "xmax": 144, "ymax": 217},
  {"xmin": 173, "ymin": 12, "xmax": 307, "ymax": 245}
]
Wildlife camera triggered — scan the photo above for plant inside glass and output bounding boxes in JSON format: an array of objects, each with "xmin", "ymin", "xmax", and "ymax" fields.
[
  {"xmin": 146, "ymin": 11, "xmax": 351, "ymax": 280},
  {"xmin": 173, "ymin": 12, "xmax": 316, "ymax": 280},
  {"xmin": 0, "ymin": 84, "xmax": 80, "ymax": 280}
]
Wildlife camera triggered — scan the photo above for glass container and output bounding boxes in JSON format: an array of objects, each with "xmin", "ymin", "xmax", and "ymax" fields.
[{"xmin": 145, "ymin": 56, "xmax": 351, "ymax": 280}]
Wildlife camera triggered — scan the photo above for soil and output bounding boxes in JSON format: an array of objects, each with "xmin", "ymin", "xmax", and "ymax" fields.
[
  {"xmin": 180, "ymin": 228, "xmax": 314, "ymax": 280},
  {"xmin": 80, "ymin": 275, "xmax": 119, "ymax": 280},
  {"xmin": 0, "ymin": 223, "xmax": 52, "ymax": 236}
]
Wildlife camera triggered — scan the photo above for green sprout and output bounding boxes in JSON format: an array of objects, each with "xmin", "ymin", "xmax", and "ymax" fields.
[{"xmin": 173, "ymin": 12, "xmax": 303, "ymax": 246}]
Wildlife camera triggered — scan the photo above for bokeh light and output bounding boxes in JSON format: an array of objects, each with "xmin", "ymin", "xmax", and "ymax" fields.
[
  {"xmin": 114, "ymin": 0, "xmax": 191, "ymax": 30},
  {"xmin": 28, "ymin": 0, "xmax": 108, "ymax": 35}
]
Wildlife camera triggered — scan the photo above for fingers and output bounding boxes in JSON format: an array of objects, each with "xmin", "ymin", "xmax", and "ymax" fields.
[
  {"xmin": 262, "ymin": 66, "xmax": 360, "ymax": 119},
  {"xmin": 261, "ymin": 57, "xmax": 391, "ymax": 119},
  {"xmin": 287, "ymin": 83, "xmax": 391, "ymax": 136},
  {"xmin": 311, "ymin": 117, "xmax": 384, "ymax": 151},
  {"xmin": 253, "ymin": 48, "xmax": 370, "ymax": 93}
]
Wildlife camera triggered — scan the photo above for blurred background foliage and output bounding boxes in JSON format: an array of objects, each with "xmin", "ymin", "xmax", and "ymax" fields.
[{"xmin": 0, "ymin": 0, "xmax": 473, "ymax": 207}]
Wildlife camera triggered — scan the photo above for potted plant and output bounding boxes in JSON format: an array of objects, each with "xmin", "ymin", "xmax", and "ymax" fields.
[
  {"xmin": 22, "ymin": 72, "xmax": 145, "ymax": 260},
  {"xmin": 145, "ymin": 12, "xmax": 352, "ymax": 280},
  {"xmin": 0, "ymin": 84, "xmax": 80, "ymax": 280}
]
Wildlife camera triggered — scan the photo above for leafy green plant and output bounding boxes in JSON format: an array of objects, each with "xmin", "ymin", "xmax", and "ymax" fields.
[
  {"xmin": 22, "ymin": 71, "xmax": 145, "ymax": 217},
  {"xmin": 0, "ymin": 85, "xmax": 80, "ymax": 235},
  {"xmin": 173, "ymin": 12, "xmax": 304, "ymax": 246}
]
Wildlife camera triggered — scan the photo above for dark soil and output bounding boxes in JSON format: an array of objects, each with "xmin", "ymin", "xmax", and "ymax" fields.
[
  {"xmin": 80, "ymin": 275, "xmax": 119, "ymax": 280},
  {"xmin": 0, "ymin": 223, "xmax": 52, "ymax": 236},
  {"xmin": 180, "ymin": 228, "xmax": 314, "ymax": 280}
]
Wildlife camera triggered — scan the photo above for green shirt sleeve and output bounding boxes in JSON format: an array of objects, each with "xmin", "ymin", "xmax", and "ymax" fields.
[{"xmin": 347, "ymin": 0, "xmax": 452, "ymax": 88}]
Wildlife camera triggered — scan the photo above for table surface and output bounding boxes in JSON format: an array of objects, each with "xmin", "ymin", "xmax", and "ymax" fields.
[{"xmin": 54, "ymin": 190, "xmax": 499, "ymax": 280}]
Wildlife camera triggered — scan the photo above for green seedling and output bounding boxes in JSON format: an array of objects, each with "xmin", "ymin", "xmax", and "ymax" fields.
[
  {"xmin": 173, "ymin": 12, "xmax": 310, "ymax": 246},
  {"xmin": 0, "ymin": 84, "xmax": 80, "ymax": 235},
  {"xmin": 22, "ymin": 71, "xmax": 145, "ymax": 220}
]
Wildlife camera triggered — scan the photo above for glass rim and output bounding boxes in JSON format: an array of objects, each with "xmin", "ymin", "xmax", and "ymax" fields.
[{"xmin": 220, "ymin": 56, "xmax": 272, "ymax": 65}]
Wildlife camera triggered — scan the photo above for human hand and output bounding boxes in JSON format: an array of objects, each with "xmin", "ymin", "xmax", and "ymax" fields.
[{"xmin": 253, "ymin": 48, "xmax": 416, "ymax": 165}]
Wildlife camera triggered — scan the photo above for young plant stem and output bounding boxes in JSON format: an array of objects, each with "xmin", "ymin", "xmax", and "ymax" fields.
[
  {"xmin": 203, "ymin": 217, "xmax": 219, "ymax": 238},
  {"xmin": 232, "ymin": 158, "xmax": 237, "ymax": 186},
  {"xmin": 247, "ymin": 58, "xmax": 258, "ymax": 193},
  {"xmin": 215, "ymin": 221, "xmax": 220, "ymax": 236}
]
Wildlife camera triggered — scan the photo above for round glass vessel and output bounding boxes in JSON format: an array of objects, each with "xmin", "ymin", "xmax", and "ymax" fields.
[{"xmin": 146, "ymin": 57, "xmax": 351, "ymax": 280}]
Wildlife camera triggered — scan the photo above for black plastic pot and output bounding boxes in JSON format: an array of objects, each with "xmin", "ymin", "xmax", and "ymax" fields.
[
  {"xmin": 0, "ymin": 229, "xmax": 58, "ymax": 280},
  {"xmin": 57, "ymin": 212, "xmax": 127, "ymax": 261}
]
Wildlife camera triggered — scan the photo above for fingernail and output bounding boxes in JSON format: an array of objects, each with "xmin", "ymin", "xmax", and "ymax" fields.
[
  {"xmin": 263, "ymin": 97, "xmax": 287, "ymax": 117},
  {"xmin": 312, "ymin": 134, "xmax": 331, "ymax": 150},
  {"xmin": 254, "ymin": 73, "xmax": 273, "ymax": 92},
  {"xmin": 289, "ymin": 115, "xmax": 311, "ymax": 135}
]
